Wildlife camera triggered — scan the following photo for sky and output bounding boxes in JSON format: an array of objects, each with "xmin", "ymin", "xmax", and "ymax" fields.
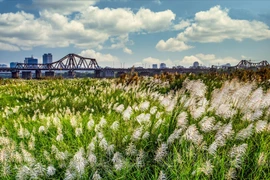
[{"xmin": 0, "ymin": 0, "xmax": 270, "ymax": 68}]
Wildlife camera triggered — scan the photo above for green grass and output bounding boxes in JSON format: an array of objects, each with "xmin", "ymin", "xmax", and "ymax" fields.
[{"xmin": 0, "ymin": 77, "xmax": 269, "ymax": 179}]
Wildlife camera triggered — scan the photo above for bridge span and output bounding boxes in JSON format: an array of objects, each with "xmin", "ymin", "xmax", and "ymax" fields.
[{"xmin": 0, "ymin": 53, "xmax": 269, "ymax": 79}]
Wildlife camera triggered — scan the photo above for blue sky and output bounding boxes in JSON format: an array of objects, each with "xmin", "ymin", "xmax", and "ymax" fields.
[{"xmin": 0, "ymin": 0, "xmax": 269, "ymax": 68}]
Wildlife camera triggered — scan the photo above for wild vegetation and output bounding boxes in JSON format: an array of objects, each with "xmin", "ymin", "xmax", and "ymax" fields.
[{"xmin": 0, "ymin": 70, "xmax": 270, "ymax": 179}]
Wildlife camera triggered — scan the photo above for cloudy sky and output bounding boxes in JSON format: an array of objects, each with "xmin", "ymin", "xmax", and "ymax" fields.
[{"xmin": 0, "ymin": 0, "xmax": 270, "ymax": 68}]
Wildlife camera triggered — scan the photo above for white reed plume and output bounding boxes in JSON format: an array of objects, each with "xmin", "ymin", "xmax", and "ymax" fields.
[
  {"xmin": 184, "ymin": 79, "xmax": 206, "ymax": 97},
  {"xmin": 191, "ymin": 106, "xmax": 205, "ymax": 119},
  {"xmin": 28, "ymin": 135, "xmax": 35, "ymax": 150},
  {"xmin": 22, "ymin": 149, "xmax": 36, "ymax": 165},
  {"xmin": 154, "ymin": 143, "xmax": 168, "ymax": 162},
  {"xmin": 68, "ymin": 148, "xmax": 87, "ymax": 176},
  {"xmin": 115, "ymin": 104, "xmax": 125, "ymax": 113},
  {"xmin": 55, "ymin": 151, "xmax": 69, "ymax": 162},
  {"xmin": 88, "ymin": 142, "xmax": 96, "ymax": 152},
  {"xmin": 75, "ymin": 127, "xmax": 83, "ymax": 137},
  {"xmin": 215, "ymin": 103, "xmax": 235, "ymax": 119},
  {"xmin": 255, "ymin": 120, "xmax": 267, "ymax": 133},
  {"xmin": 136, "ymin": 149, "xmax": 145, "ymax": 168},
  {"xmin": 70, "ymin": 116, "xmax": 77, "ymax": 128},
  {"xmin": 139, "ymin": 101, "xmax": 150, "ymax": 111},
  {"xmin": 88, "ymin": 152, "xmax": 97, "ymax": 167},
  {"xmin": 112, "ymin": 152, "xmax": 124, "ymax": 170},
  {"xmin": 215, "ymin": 122, "xmax": 234, "ymax": 141},
  {"xmin": 257, "ymin": 152, "xmax": 267, "ymax": 166},
  {"xmin": 156, "ymin": 111, "xmax": 162, "ymax": 119},
  {"xmin": 261, "ymin": 91, "xmax": 270, "ymax": 107},
  {"xmin": 208, "ymin": 122, "xmax": 234, "ymax": 155},
  {"xmin": 64, "ymin": 169, "xmax": 76, "ymax": 180},
  {"xmin": 198, "ymin": 160, "xmax": 214, "ymax": 176},
  {"xmin": 225, "ymin": 167, "xmax": 237, "ymax": 180},
  {"xmin": 87, "ymin": 118, "xmax": 95, "ymax": 131},
  {"xmin": 176, "ymin": 112, "xmax": 188, "ymax": 129},
  {"xmin": 0, "ymin": 149, "xmax": 8, "ymax": 163},
  {"xmin": 126, "ymin": 142, "xmax": 137, "ymax": 156},
  {"xmin": 56, "ymin": 134, "xmax": 64, "ymax": 142},
  {"xmin": 158, "ymin": 170, "xmax": 167, "ymax": 180},
  {"xmin": 150, "ymin": 106, "xmax": 157, "ymax": 115},
  {"xmin": 243, "ymin": 110, "xmax": 263, "ymax": 121},
  {"xmin": 199, "ymin": 116, "xmax": 215, "ymax": 132},
  {"xmin": 99, "ymin": 116, "xmax": 107, "ymax": 128},
  {"xmin": 183, "ymin": 124, "xmax": 203, "ymax": 146},
  {"xmin": 12, "ymin": 151, "xmax": 23, "ymax": 164},
  {"xmin": 16, "ymin": 165, "xmax": 31, "ymax": 180},
  {"xmin": 229, "ymin": 143, "xmax": 248, "ymax": 169},
  {"xmin": 47, "ymin": 165, "xmax": 56, "ymax": 176},
  {"xmin": 235, "ymin": 124, "xmax": 254, "ymax": 141},
  {"xmin": 132, "ymin": 127, "xmax": 143, "ymax": 141},
  {"xmin": 154, "ymin": 119, "xmax": 164, "ymax": 130},
  {"xmin": 167, "ymin": 128, "xmax": 183, "ymax": 145},
  {"xmin": 110, "ymin": 121, "xmax": 119, "ymax": 131},
  {"xmin": 33, "ymin": 163, "xmax": 46, "ymax": 177},
  {"xmin": 38, "ymin": 126, "xmax": 46, "ymax": 133},
  {"xmin": 92, "ymin": 170, "xmax": 102, "ymax": 180},
  {"xmin": 247, "ymin": 87, "xmax": 263, "ymax": 110},
  {"xmin": 99, "ymin": 138, "xmax": 108, "ymax": 151},
  {"xmin": 142, "ymin": 131, "xmax": 150, "ymax": 139},
  {"xmin": 1, "ymin": 161, "xmax": 11, "ymax": 177},
  {"xmin": 208, "ymin": 141, "xmax": 218, "ymax": 155},
  {"xmin": 106, "ymin": 144, "xmax": 115, "ymax": 155},
  {"xmin": 136, "ymin": 113, "xmax": 151, "ymax": 125},
  {"xmin": 123, "ymin": 106, "xmax": 133, "ymax": 121}
]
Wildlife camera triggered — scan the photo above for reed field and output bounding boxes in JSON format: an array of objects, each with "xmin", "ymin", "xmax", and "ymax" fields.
[{"xmin": 0, "ymin": 72, "xmax": 270, "ymax": 179}]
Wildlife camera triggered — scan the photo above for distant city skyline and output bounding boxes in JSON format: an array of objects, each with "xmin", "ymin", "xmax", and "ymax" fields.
[{"xmin": 0, "ymin": 0, "xmax": 269, "ymax": 68}]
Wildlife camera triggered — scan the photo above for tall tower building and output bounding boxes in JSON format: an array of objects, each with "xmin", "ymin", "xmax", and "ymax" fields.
[
  {"xmin": 43, "ymin": 53, "xmax": 53, "ymax": 64},
  {"xmin": 25, "ymin": 56, "xmax": 38, "ymax": 64}
]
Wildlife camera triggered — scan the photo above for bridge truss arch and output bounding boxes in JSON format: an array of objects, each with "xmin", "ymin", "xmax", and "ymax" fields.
[{"xmin": 15, "ymin": 53, "xmax": 100, "ymax": 70}]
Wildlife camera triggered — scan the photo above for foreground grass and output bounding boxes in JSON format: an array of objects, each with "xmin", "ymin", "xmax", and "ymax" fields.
[{"xmin": 0, "ymin": 78, "xmax": 270, "ymax": 179}]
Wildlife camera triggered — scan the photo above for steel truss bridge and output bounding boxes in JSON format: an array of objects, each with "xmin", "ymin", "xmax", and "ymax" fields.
[
  {"xmin": 234, "ymin": 60, "xmax": 269, "ymax": 69},
  {"xmin": 0, "ymin": 53, "xmax": 269, "ymax": 78}
]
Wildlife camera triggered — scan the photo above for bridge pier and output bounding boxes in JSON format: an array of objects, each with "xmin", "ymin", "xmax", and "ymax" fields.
[
  {"xmin": 68, "ymin": 70, "xmax": 75, "ymax": 78},
  {"xmin": 22, "ymin": 71, "xmax": 32, "ymax": 79},
  {"xmin": 95, "ymin": 70, "xmax": 103, "ymax": 78},
  {"xmin": 11, "ymin": 71, "xmax": 19, "ymax": 79},
  {"xmin": 45, "ymin": 71, "xmax": 55, "ymax": 77},
  {"xmin": 36, "ymin": 70, "xmax": 42, "ymax": 79}
]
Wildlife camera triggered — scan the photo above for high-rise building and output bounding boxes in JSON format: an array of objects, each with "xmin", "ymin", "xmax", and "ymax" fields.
[
  {"xmin": 152, "ymin": 64, "xmax": 158, "ymax": 69},
  {"xmin": 193, "ymin": 61, "xmax": 199, "ymax": 68},
  {"xmin": 160, "ymin": 63, "xmax": 166, "ymax": 69},
  {"xmin": 25, "ymin": 56, "xmax": 38, "ymax": 64},
  {"xmin": 10, "ymin": 62, "xmax": 18, "ymax": 68},
  {"xmin": 43, "ymin": 53, "xmax": 53, "ymax": 64},
  {"xmin": 0, "ymin": 64, "xmax": 7, "ymax": 68}
]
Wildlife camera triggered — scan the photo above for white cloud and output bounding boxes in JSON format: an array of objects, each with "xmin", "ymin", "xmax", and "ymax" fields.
[
  {"xmin": 141, "ymin": 57, "xmax": 174, "ymax": 67},
  {"xmin": 179, "ymin": 54, "xmax": 239, "ymax": 67},
  {"xmin": 80, "ymin": 49, "xmax": 119, "ymax": 65},
  {"xmin": 174, "ymin": 20, "xmax": 190, "ymax": 30},
  {"xmin": 78, "ymin": 7, "xmax": 175, "ymax": 34},
  {"xmin": 156, "ymin": 38, "xmax": 193, "ymax": 52},
  {"xmin": 135, "ymin": 8, "xmax": 175, "ymax": 32},
  {"xmin": 17, "ymin": 0, "xmax": 99, "ymax": 15},
  {"xmin": 123, "ymin": 47, "xmax": 133, "ymax": 54},
  {"xmin": 157, "ymin": 5, "xmax": 270, "ymax": 52},
  {"xmin": 135, "ymin": 54, "xmax": 240, "ymax": 68},
  {"xmin": 0, "ymin": 6, "xmax": 175, "ymax": 51},
  {"xmin": 195, "ymin": 53, "xmax": 215, "ymax": 60},
  {"xmin": 0, "ymin": 42, "xmax": 20, "ymax": 51}
]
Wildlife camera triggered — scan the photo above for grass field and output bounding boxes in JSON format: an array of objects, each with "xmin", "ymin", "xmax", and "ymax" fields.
[{"xmin": 0, "ymin": 76, "xmax": 270, "ymax": 179}]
